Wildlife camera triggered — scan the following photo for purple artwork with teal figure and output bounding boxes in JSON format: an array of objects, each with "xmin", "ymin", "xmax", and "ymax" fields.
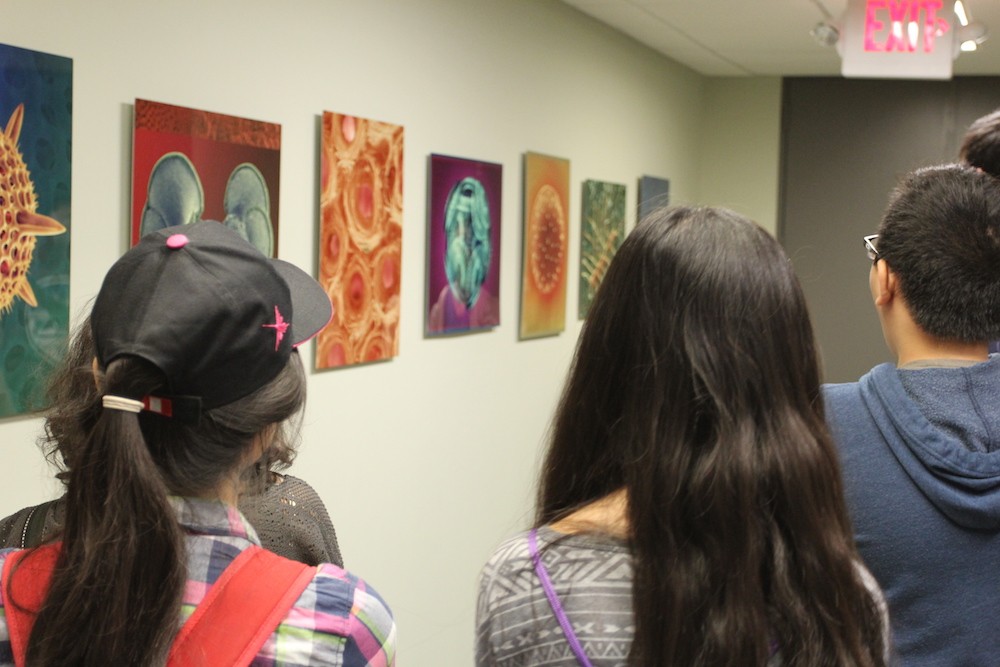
[
  {"xmin": 0, "ymin": 43, "xmax": 72, "ymax": 418},
  {"xmin": 426, "ymin": 154, "xmax": 502, "ymax": 335}
]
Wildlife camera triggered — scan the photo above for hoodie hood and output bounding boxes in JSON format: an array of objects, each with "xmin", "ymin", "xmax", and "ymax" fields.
[{"xmin": 859, "ymin": 361, "xmax": 1000, "ymax": 531}]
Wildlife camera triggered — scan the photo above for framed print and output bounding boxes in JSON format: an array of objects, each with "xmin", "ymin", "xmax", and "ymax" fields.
[
  {"xmin": 317, "ymin": 111, "xmax": 403, "ymax": 368},
  {"xmin": 637, "ymin": 174, "xmax": 669, "ymax": 223},
  {"xmin": 579, "ymin": 179, "xmax": 625, "ymax": 318},
  {"xmin": 0, "ymin": 43, "xmax": 71, "ymax": 418},
  {"xmin": 132, "ymin": 99, "xmax": 280, "ymax": 256},
  {"xmin": 426, "ymin": 154, "xmax": 502, "ymax": 335},
  {"xmin": 520, "ymin": 152, "xmax": 569, "ymax": 339}
]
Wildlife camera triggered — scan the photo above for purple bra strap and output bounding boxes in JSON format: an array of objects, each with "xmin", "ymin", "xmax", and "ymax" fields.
[{"xmin": 528, "ymin": 528, "xmax": 596, "ymax": 667}]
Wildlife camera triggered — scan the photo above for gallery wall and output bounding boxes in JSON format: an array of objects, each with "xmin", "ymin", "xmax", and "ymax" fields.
[
  {"xmin": 699, "ymin": 76, "xmax": 782, "ymax": 230},
  {"xmin": 0, "ymin": 1, "xmax": 782, "ymax": 664}
]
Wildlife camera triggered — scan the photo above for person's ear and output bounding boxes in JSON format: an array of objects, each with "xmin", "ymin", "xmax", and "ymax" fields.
[
  {"xmin": 872, "ymin": 260, "xmax": 897, "ymax": 307},
  {"xmin": 91, "ymin": 357, "xmax": 101, "ymax": 389}
]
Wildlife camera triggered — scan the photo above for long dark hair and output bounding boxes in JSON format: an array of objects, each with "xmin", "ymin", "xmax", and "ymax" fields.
[
  {"xmin": 537, "ymin": 206, "xmax": 886, "ymax": 666},
  {"xmin": 39, "ymin": 314, "xmax": 102, "ymax": 487},
  {"xmin": 17, "ymin": 350, "xmax": 306, "ymax": 665}
]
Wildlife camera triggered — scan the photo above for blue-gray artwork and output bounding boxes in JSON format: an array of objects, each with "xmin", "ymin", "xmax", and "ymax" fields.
[{"xmin": 638, "ymin": 175, "xmax": 670, "ymax": 223}]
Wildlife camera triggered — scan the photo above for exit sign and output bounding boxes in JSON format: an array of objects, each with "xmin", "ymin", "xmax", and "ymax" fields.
[{"xmin": 841, "ymin": 0, "xmax": 956, "ymax": 79}]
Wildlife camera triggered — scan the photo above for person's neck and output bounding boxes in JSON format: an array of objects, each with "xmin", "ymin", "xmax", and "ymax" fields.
[
  {"xmin": 893, "ymin": 333, "xmax": 988, "ymax": 367},
  {"xmin": 193, "ymin": 477, "xmax": 240, "ymax": 506},
  {"xmin": 549, "ymin": 488, "xmax": 629, "ymax": 539},
  {"xmin": 881, "ymin": 301, "xmax": 989, "ymax": 367}
]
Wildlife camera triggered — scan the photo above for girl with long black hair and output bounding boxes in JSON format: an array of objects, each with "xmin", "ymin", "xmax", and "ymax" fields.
[
  {"xmin": 476, "ymin": 206, "xmax": 887, "ymax": 667},
  {"xmin": 0, "ymin": 221, "xmax": 394, "ymax": 666}
]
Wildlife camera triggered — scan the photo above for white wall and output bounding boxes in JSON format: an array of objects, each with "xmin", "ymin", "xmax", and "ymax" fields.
[
  {"xmin": 699, "ymin": 76, "xmax": 783, "ymax": 234},
  {"xmin": 0, "ymin": 1, "xmax": 781, "ymax": 664}
]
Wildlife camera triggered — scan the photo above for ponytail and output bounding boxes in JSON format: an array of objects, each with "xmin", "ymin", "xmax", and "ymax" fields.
[{"xmin": 26, "ymin": 357, "xmax": 185, "ymax": 665}]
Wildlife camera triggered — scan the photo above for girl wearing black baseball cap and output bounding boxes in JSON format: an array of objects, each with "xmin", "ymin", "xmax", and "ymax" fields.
[{"xmin": 0, "ymin": 221, "xmax": 395, "ymax": 666}]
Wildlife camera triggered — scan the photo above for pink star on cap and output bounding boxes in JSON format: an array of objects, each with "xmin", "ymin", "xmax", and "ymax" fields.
[{"xmin": 262, "ymin": 305, "xmax": 290, "ymax": 351}]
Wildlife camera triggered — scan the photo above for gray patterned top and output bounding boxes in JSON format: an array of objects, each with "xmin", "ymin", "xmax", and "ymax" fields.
[
  {"xmin": 477, "ymin": 528, "xmax": 887, "ymax": 667},
  {"xmin": 476, "ymin": 527, "xmax": 633, "ymax": 667}
]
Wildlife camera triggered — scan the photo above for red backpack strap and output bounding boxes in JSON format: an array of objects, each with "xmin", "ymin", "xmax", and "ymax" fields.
[
  {"xmin": 167, "ymin": 545, "xmax": 315, "ymax": 667},
  {"xmin": 1, "ymin": 543, "xmax": 62, "ymax": 667}
]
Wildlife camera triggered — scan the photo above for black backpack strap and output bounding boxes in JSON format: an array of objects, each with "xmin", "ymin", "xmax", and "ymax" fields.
[{"xmin": 21, "ymin": 500, "xmax": 56, "ymax": 548}]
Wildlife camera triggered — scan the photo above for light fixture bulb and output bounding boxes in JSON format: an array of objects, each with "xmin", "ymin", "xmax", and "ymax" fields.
[{"xmin": 954, "ymin": 1, "xmax": 970, "ymax": 27}]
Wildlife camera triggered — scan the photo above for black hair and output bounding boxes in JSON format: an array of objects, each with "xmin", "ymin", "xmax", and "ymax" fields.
[
  {"xmin": 878, "ymin": 164, "xmax": 1000, "ymax": 342},
  {"xmin": 537, "ymin": 205, "xmax": 886, "ymax": 666},
  {"xmin": 960, "ymin": 108, "xmax": 1000, "ymax": 178}
]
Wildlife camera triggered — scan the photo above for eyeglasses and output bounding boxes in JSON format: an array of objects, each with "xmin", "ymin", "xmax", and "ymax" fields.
[{"xmin": 863, "ymin": 234, "xmax": 880, "ymax": 263}]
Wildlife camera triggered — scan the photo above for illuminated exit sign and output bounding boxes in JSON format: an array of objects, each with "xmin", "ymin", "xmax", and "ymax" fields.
[{"xmin": 841, "ymin": 0, "xmax": 956, "ymax": 79}]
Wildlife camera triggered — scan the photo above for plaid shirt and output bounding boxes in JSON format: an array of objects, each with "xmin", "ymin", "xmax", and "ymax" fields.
[{"xmin": 0, "ymin": 497, "xmax": 395, "ymax": 666}]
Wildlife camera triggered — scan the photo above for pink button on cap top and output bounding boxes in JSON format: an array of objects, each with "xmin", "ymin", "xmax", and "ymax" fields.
[{"xmin": 166, "ymin": 234, "xmax": 189, "ymax": 249}]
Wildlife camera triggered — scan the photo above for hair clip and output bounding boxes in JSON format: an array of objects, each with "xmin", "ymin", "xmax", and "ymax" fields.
[{"xmin": 102, "ymin": 395, "xmax": 144, "ymax": 413}]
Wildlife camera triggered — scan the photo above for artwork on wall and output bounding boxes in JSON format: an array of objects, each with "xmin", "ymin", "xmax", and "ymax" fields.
[
  {"xmin": 0, "ymin": 43, "xmax": 71, "ymax": 419},
  {"xmin": 637, "ymin": 174, "xmax": 670, "ymax": 223},
  {"xmin": 579, "ymin": 180, "xmax": 625, "ymax": 318},
  {"xmin": 317, "ymin": 111, "xmax": 403, "ymax": 369},
  {"xmin": 520, "ymin": 152, "xmax": 569, "ymax": 340},
  {"xmin": 132, "ymin": 99, "xmax": 281, "ymax": 256},
  {"xmin": 426, "ymin": 154, "xmax": 502, "ymax": 336}
]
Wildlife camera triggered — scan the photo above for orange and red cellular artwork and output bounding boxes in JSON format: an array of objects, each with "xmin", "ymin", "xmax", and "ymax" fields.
[
  {"xmin": 520, "ymin": 152, "xmax": 569, "ymax": 339},
  {"xmin": 317, "ymin": 112, "xmax": 403, "ymax": 369}
]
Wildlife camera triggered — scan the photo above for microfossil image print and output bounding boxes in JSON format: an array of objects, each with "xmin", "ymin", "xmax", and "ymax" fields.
[
  {"xmin": 0, "ymin": 43, "xmax": 72, "ymax": 418},
  {"xmin": 132, "ymin": 99, "xmax": 281, "ymax": 256},
  {"xmin": 426, "ymin": 154, "xmax": 501, "ymax": 335},
  {"xmin": 637, "ymin": 174, "xmax": 669, "ymax": 223},
  {"xmin": 579, "ymin": 180, "xmax": 625, "ymax": 318},
  {"xmin": 520, "ymin": 152, "xmax": 569, "ymax": 339},
  {"xmin": 317, "ymin": 112, "xmax": 403, "ymax": 368}
]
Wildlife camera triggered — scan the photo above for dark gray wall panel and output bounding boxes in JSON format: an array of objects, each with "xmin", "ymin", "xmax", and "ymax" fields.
[{"xmin": 779, "ymin": 77, "xmax": 1000, "ymax": 382}]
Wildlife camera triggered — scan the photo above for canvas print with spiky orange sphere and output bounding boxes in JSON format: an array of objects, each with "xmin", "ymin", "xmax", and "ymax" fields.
[
  {"xmin": 520, "ymin": 152, "xmax": 569, "ymax": 339},
  {"xmin": 0, "ymin": 44, "xmax": 71, "ymax": 418},
  {"xmin": 317, "ymin": 112, "xmax": 403, "ymax": 368}
]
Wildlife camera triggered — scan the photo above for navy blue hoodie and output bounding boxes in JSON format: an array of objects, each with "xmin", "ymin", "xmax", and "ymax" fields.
[{"xmin": 824, "ymin": 359, "xmax": 1000, "ymax": 666}]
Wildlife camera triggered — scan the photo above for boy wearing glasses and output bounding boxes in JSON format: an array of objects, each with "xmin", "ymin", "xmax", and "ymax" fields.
[{"xmin": 823, "ymin": 164, "xmax": 1000, "ymax": 667}]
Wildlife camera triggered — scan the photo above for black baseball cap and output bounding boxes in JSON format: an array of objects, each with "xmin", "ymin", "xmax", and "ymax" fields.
[{"xmin": 92, "ymin": 221, "xmax": 332, "ymax": 414}]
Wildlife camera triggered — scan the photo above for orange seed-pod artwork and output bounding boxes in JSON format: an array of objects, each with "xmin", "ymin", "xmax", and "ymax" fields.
[
  {"xmin": 520, "ymin": 152, "xmax": 569, "ymax": 339},
  {"xmin": 317, "ymin": 112, "xmax": 403, "ymax": 368}
]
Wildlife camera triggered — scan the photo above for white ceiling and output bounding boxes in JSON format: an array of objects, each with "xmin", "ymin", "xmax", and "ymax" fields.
[{"xmin": 560, "ymin": 0, "xmax": 1000, "ymax": 77}]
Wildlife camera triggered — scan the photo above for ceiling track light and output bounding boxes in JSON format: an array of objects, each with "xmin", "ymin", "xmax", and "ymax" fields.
[
  {"xmin": 811, "ymin": 20, "xmax": 841, "ymax": 47},
  {"xmin": 953, "ymin": 0, "xmax": 988, "ymax": 53},
  {"xmin": 808, "ymin": 0, "xmax": 841, "ymax": 48}
]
